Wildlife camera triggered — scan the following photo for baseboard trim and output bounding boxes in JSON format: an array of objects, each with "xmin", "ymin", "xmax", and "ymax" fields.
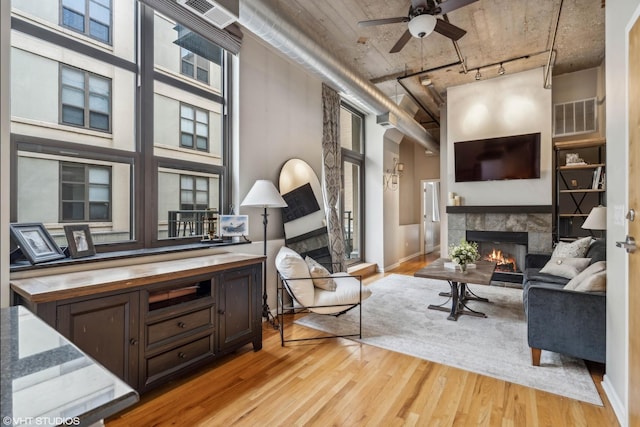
[{"xmin": 601, "ymin": 374, "xmax": 625, "ymax": 427}]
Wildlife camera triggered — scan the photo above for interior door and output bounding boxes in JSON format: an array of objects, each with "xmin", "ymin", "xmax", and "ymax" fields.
[
  {"xmin": 628, "ymin": 14, "xmax": 640, "ymax": 427},
  {"xmin": 422, "ymin": 181, "xmax": 441, "ymax": 254}
]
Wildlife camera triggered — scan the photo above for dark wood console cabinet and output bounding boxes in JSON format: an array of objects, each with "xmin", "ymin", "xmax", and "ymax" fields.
[{"xmin": 10, "ymin": 253, "xmax": 264, "ymax": 393}]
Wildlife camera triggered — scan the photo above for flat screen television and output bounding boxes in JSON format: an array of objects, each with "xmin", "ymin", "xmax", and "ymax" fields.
[{"xmin": 454, "ymin": 132, "xmax": 541, "ymax": 182}]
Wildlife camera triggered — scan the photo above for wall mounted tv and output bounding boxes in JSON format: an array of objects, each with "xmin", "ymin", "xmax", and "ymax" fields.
[{"xmin": 454, "ymin": 132, "xmax": 541, "ymax": 182}]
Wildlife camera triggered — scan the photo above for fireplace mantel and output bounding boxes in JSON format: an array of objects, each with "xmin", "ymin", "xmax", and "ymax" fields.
[{"xmin": 446, "ymin": 205, "xmax": 552, "ymax": 214}]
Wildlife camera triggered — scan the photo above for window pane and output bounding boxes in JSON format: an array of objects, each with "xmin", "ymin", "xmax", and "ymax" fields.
[
  {"xmin": 61, "ymin": 164, "xmax": 85, "ymax": 181},
  {"xmin": 62, "ymin": 8, "xmax": 84, "ymax": 32},
  {"xmin": 195, "ymin": 122, "xmax": 207, "ymax": 136},
  {"xmin": 62, "ymin": 68, "xmax": 85, "ymax": 90},
  {"xmin": 63, "ymin": 0, "xmax": 86, "ymax": 10},
  {"xmin": 196, "ymin": 137, "xmax": 207, "ymax": 150},
  {"xmin": 89, "ymin": 1, "xmax": 110, "ymax": 24},
  {"xmin": 181, "ymin": 133, "xmax": 193, "ymax": 147},
  {"xmin": 89, "ymin": 20, "xmax": 109, "ymax": 43},
  {"xmin": 195, "ymin": 177, "xmax": 207, "ymax": 191},
  {"xmin": 89, "ymin": 94, "xmax": 109, "ymax": 113},
  {"xmin": 180, "ymin": 176, "xmax": 193, "ymax": 190},
  {"xmin": 89, "ymin": 76, "xmax": 110, "ymax": 96},
  {"xmin": 195, "ymin": 110, "xmax": 207, "ymax": 123},
  {"xmin": 181, "ymin": 61, "xmax": 194, "ymax": 77},
  {"xmin": 62, "ymin": 87, "xmax": 85, "ymax": 108},
  {"xmin": 62, "ymin": 106, "xmax": 85, "ymax": 126},
  {"xmin": 180, "ymin": 190, "xmax": 192, "ymax": 204},
  {"xmin": 89, "ymin": 167, "xmax": 109, "ymax": 184},
  {"xmin": 180, "ymin": 105, "xmax": 194, "ymax": 119},
  {"xmin": 89, "ymin": 202, "xmax": 109, "ymax": 220},
  {"xmin": 62, "ymin": 183, "xmax": 85, "ymax": 200},
  {"xmin": 180, "ymin": 118, "xmax": 194, "ymax": 133},
  {"xmin": 195, "ymin": 191, "xmax": 207, "ymax": 204},
  {"xmin": 62, "ymin": 202, "xmax": 85, "ymax": 220},
  {"xmin": 196, "ymin": 67, "xmax": 209, "ymax": 83},
  {"xmin": 89, "ymin": 112, "xmax": 109, "ymax": 130},
  {"xmin": 89, "ymin": 186, "xmax": 109, "ymax": 201}
]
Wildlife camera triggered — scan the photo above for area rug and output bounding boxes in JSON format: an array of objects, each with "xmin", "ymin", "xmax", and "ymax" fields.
[{"xmin": 295, "ymin": 273, "xmax": 602, "ymax": 406}]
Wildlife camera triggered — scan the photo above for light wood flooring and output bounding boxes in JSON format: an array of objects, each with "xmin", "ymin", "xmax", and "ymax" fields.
[{"xmin": 106, "ymin": 254, "xmax": 619, "ymax": 427}]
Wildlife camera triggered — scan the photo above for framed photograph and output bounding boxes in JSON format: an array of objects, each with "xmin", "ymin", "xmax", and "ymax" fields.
[
  {"xmin": 219, "ymin": 215, "xmax": 249, "ymax": 237},
  {"xmin": 10, "ymin": 223, "xmax": 65, "ymax": 264},
  {"xmin": 64, "ymin": 224, "xmax": 96, "ymax": 258}
]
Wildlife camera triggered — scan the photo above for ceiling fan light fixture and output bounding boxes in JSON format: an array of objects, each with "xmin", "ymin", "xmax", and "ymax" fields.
[{"xmin": 408, "ymin": 14, "xmax": 437, "ymax": 38}]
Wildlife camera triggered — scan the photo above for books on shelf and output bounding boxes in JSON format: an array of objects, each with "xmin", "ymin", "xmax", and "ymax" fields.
[{"xmin": 592, "ymin": 166, "xmax": 603, "ymax": 189}]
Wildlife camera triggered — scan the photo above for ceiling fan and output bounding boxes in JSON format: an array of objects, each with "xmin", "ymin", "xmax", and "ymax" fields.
[{"xmin": 358, "ymin": 0, "xmax": 478, "ymax": 53}]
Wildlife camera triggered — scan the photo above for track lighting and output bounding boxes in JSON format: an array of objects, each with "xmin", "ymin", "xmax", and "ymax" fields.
[
  {"xmin": 474, "ymin": 69, "xmax": 481, "ymax": 80},
  {"xmin": 498, "ymin": 63, "xmax": 505, "ymax": 75}
]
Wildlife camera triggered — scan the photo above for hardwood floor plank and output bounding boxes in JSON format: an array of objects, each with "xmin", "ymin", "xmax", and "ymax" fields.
[{"xmin": 106, "ymin": 254, "xmax": 619, "ymax": 427}]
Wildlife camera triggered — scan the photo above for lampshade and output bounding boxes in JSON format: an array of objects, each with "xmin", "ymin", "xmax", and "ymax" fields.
[
  {"xmin": 408, "ymin": 14, "xmax": 437, "ymax": 38},
  {"xmin": 582, "ymin": 206, "xmax": 607, "ymax": 230},
  {"xmin": 240, "ymin": 180, "xmax": 288, "ymax": 208}
]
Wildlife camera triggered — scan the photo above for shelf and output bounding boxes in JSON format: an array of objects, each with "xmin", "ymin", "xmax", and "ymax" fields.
[
  {"xmin": 554, "ymin": 137, "xmax": 606, "ymax": 150},
  {"xmin": 560, "ymin": 189, "xmax": 605, "ymax": 193},
  {"xmin": 558, "ymin": 163, "xmax": 606, "ymax": 170},
  {"xmin": 559, "ymin": 214, "xmax": 590, "ymax": 217}
]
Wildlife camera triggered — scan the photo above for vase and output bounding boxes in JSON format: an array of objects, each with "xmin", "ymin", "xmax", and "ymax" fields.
[{"xmin": 460, "ymin": 263, "xmax": 468, "ymax": 274}]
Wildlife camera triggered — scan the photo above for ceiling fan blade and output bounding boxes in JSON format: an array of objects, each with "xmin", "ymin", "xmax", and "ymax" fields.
[
  {"xmin": 358, "ymin": 17, "xmax": 408, "ymax": 27},
  {"xmin": 390, "ymin": 29, "xmax": 413, "ymax": 53},
  {"xmin": 411, "ymin": 0, "xmax": 429, "ymax": 9},
  {"xmin": 434, "ymin": 18, "xmax": 467, "ymax": 40},
  {"xmin": 437, "ymin": 0, "xmax": 479, "ymax": 15}
]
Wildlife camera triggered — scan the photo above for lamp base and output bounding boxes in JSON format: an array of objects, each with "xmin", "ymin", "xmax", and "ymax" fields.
[{"xmin": 263, "ymin": 300, "xmax": 279, "ymax": 329}]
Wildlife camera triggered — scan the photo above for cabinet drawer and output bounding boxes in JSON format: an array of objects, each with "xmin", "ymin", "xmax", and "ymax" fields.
[
  {"xmin": 147, "ymin": 308, "xmax": 213, "ymax": 345},
  {"xmin": 146, "ymin": 335, "xmax": 213, "ymax": 379}
]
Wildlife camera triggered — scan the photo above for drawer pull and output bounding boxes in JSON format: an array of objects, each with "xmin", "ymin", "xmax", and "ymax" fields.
[
  {"xmin": 177, "ymin": 321, "xmax": 186, "ymax": 328},
  {"xmin": 218, "ymin": 309, "xmax": 225, "ymax": 315},
  {"xmin": 178, "ymin": 352, "xmax": 187, "ymax": 359},
  {"xmin": 130, "ymin": 338, "xmax": 138, "ymax": 346}
]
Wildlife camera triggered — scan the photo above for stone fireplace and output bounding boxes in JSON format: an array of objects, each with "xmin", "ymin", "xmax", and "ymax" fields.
[{"xmin": 447, "ymin": 205, "xmax": 553, "ymax": 284}]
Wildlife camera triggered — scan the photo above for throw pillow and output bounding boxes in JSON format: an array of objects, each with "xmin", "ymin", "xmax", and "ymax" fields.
[
  {"xmin": 574, "ymin": 271, "xmax": 607, "ymax": 292},
  {"xmin": 539, "ymin": 257, "xmax": 591, "ymax": 279},
  {"xmin": 305, "ymin": 256, "xmax": 337, "ymax": 291},
  {"xmin": 551, "ymin": 236, "xmax": 592, "ymax": 258},
  {"xmin": 564, "ymin": 261, "xmax": 607, "ymax": 290}
]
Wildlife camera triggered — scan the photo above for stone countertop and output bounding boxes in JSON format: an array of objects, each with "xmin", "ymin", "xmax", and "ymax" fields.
[{"xmin": 1, "ymin": 306, "xmax": 138, "ymax": 427}]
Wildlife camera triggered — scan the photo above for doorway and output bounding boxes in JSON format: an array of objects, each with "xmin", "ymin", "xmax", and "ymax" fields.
[{"xmin": 421, "ymin": 180, "xmax": 441, "ymax": 255}]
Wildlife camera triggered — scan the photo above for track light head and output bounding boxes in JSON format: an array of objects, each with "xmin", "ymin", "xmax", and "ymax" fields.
[
  {"xmin": 474, "ymin": 69, "xmax": 481, "ymax": 80},
  {"xmin": 498, "ymin": 63, "xmax": 505, "ymax": 75}
]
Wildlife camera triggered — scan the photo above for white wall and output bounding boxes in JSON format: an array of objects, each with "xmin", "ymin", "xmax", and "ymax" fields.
[
  {"xmin": 602, "ymin": 1, "xmax": 640, "ymax": 424},
  {"xmin": 364, "ymin": 115, "xmax": 386, "ymax": 271},
  {"xmin": 446, "ymin": 68, "xmax": 552, "ymax": 206},
  {"xmin": 236, "ymin": 34, "xmax": 324, "ymax": 311}
]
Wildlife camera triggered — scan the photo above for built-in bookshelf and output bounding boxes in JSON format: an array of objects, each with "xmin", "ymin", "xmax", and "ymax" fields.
[{"xmin": 554, "ymin": 138, "xmax": 606, "ymax": 241}]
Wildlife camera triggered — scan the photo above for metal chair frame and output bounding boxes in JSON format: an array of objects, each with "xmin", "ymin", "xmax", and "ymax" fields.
[{"xmin": 276, "ymin": 271, "xmax": 364, "ymax": 346}]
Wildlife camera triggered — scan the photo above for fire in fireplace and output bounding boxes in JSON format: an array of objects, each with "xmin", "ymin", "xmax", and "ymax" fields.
[
  {"xmin": 466, "ymin": 231, "xmax": 528, "ymax": 283},
  {"xmin": 483, "ymin": 247, "xmax": 518, "ymax": 273}
]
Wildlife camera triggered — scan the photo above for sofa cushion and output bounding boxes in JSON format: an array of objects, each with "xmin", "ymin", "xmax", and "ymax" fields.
[
  {"xmin": 586, "ymin": 238, "xmax": 606, "ymax": 264},
  {"xmin": 539, "ymin": 257, "xmax": 591, "ymax": 279},
  {"xmin": 305, "ymin": 256, "xmax": 337, "ymax": 291},
  {"xmin": 551, "ymin": 236, "xmax": 592, "ymax": 258},
  {"xmin": 565, "ymin": 261, "xmax": 607, "ymax": 290},
  {"xmin": 574, "ymin": 271, "xmax": 607, "ymax": 292},
  {"xmin": 311, "ymin": 272, "xmax": 372, "ymax": 314},
  {"xmin": 275, "ymin": 246, "xmax": 314, "ymax": 307}
]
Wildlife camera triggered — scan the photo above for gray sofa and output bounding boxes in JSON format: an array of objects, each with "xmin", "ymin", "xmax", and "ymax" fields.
[{"xmin": 522, "ymin": 238, "xmax": 606, "ymax": 365}]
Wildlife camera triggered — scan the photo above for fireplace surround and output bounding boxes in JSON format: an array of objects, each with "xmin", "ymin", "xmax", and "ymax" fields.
[{"xmin": 447, "ymin": 205, "xmax": 553, "ymax": 285}]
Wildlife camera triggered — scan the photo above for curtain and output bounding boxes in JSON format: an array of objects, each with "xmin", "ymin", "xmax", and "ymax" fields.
[{"xmin": 321, "ymin": 83, "xmax": 346, "ymax": 272}]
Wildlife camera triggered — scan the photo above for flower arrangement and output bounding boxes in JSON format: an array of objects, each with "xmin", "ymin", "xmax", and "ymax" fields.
[{"xmin": 449, "ymin": 239, "xmax": 479, "ymax": 270}]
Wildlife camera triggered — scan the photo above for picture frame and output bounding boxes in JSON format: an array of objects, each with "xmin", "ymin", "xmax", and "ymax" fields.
[
  {"xmin": 64, "ymin": 224, "xmax": 96, "ymax": 258},
  {"xmin": 219, "ymin": 215, "xmax": 249, "ymax": 237},
  {"xmin": 10, "ymin": 222, "xmax": 65, "ymax": 264}
]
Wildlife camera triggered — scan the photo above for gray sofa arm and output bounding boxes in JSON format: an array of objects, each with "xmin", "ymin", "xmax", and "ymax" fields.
[{"xmin": 527, "ymin": 285, "xmax": 606, "ymax": 363}]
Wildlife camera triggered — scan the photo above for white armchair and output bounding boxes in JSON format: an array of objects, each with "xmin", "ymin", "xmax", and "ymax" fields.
[{"xmin": 275, "ymin": 246, "xmax": 372, "ymax": 345}]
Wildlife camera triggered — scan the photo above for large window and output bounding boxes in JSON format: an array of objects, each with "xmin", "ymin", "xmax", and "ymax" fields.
[
  {"xmin": 60, "ymin": 65, "xmax": 111, "ymax": 131},
  {"xmin": 339, "ymin": 104, "xmax": 365, "ymax": 264},
  {"xmin": 10, "ymin": 3, "xmax": 232, "ymax": 253},
  {"xmin": 60, "ymin": 162, "xmax": 111, "ymax": 221},
  {"xmin": 61, "ymin": 0, "xmax": 112, "ymax": 44}
]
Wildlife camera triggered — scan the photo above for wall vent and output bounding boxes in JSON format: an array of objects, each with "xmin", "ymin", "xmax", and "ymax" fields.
[
  {"xmin": 553, "ymin": 97, "xmax": 597, "ymax": 137},
  {"xmin": 177, "ymin": 0, "xmax": 239, "ymax": 29}
]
